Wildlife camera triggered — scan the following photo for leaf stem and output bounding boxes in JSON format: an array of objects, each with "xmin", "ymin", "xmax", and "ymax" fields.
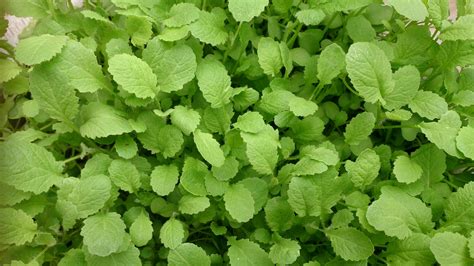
[
  {"xmin": 223, "ymin": 21, "xmax": 243, "ymax": 64},
  {"xmin": 341, "ymin": 77, "xmax": 359, "ymax": 96},
  {"xmin": 374, "ymin": 124, "xmax": 418, "ymax": 130},
  {"xmin": 309, "ymin": 83, "xmax": 324, "ymax": 101},
  {"xmin": 286, "ymin": 22, "xmax": 303, "ymax": 48}
]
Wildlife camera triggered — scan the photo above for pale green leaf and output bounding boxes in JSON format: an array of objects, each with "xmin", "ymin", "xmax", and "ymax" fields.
[
  {"xmin": 346, "ymin": 42, "xmax": 394, "ymax": 104},
  {"xmin": 228, "ymin": 238, "xmax": 273, "ymax": 266},
  {"xmin": 211, "ymin": 156, "xmax": 239, "ymax": 181},
  {"xmin": 180, "ymin": 157, "xmax": 208, "ymax": 196},
  {"xmin": 190, "ymin": 10, "xmax": 228, "ymax": 46},
  {"xmin": 196, "ymin": 58, "xmax": 232, "ymax": 108},
  {"xmin": 409, "ymin": 91, "xmax": 448, "ymax": 120},
  {"xmin": 345, "ymin": 148, "xmax": 380, "ymax": 189},
  {"xmin": 289, "ymin": 97, "xmax": 318, "ymax": 117},
  {"xmin": 160, "ymin": 218, "xmax": 185, "ymax": 249},
  {"xmin": 108, "ymin": 160, "xmax": 141, "ymax": 193},
  {"xmin": 386, "ymin": 233, "xmax": 435, "ymax": 265},
  {"xmin": 168, "ymin": 243, "xmax": 211, "ymax": 266},
  {"xmin": 233, "ymin": 112, "xmax": 266, "ymax": 133},
  {"xmin": 0, "ymin": 139, "xmax": 63, "ymax": 194},
  {"xmin": 130, "ymin": 211, "xmax": 153, "ymax": 247},
  {"xmin": 440, "ymin": 15, "xmax": 474, "ymax": 41},
  {"xmin": 390, "ymin": 0, "xmax": 428, "ymax": 21},
  {"xmin": 240, "ymin": 126, "xmax": 279, "ymax": 175},
  {"xmin": 269, "ymin": 238, "xmax": 301, "ymax": 264},
  {"xmin": 0, "ymin": 208, "xmax": 37, "ymax": 245},
  {"xmin": 326, "ymin": 227, "xmax": 374, "ymax": 261},
  {"xmin": 346, "ymin": 16, "xmax": 376, "ymax": 42},
  {"xmin": 344, "ymin": 112, "xmax": 376, "ymax": 146},
  {"xmin": 258, "ymin": 37, "xmax": 283, "ymax": 76},
  {"xmin": 295, "ymin": 9, "xmax": 326, "ymax": 26},
  {"xmin": 150, "ymin": 165, "xmax": 179, "ymax": 196},
  {"xmin": 288, "ymin": 176, "xmax": 322, "ymax": 217},
  {"xmin": 393, "ymin": 155, "xmax": 423, "ymax": 184},
  {"xmin": 430, "ymin": 232, "xmax": 473, "ymax": 266},
  {"xmin": 15, "ymin": 34, "xmax": 68, "ymax": 65},
  {"xmin": 170, "ymin": 106, "xmax": 201, "ymax": 135},
  {"xmin": 163, "ymin": 3, "xmax": 200, "ymax": 27},
  {"xmin": 0, "ymin": 183, "xmax": 32, "ymax": 206},
  {"xmin": 193, "ymin": 129, "xmax": 225, "ymax": 167},
  {"xmin": 108, "ymin": 54, "xmax": 157, "ymax": 99},
  {"xmin": 84, "ymin": 243, "xmax": 140, "ymax": 266},
  {"xmin": 456, "ymin": 127, "xmax": 474, "ymax": 160},
  {"xmin": 383, "ymin": 65, "xmax": 420, "ymax": 110},
  {"xmin": 114, "ymin": 135, "xmax": 138, "ymax": 159},
  {"xmin": 80, "ymin": 212, "xmax": 127, "ymax": 257},
  {"xmin": 224, "ymin": 184, "xmax": 255, "ymax": 222},
  {"xmin": 179, "ymin": 195, "xmax": 210, "ymax": 215},
  {"xmin": 79, "ymin": 102, "xmax": 133, "ymax": 139},
  {"xmin": 317, "ymin": 43, "xmax": 346, "ymax": 85},
  {"xmin": 419, "ymin": 110, "xmax": 462, "ymax": 157},
  {"xmin": 229, "ymin": 0, "xmax": 269, "ymax": 22},
  {"xmin": 264, "ymin": 197, "xmax": 295, "ymax": 232},
  {"xmin": 0, "ymin": 59, "xmax": 22, "ymax": 83},
  {"xmin": 366, "ymin": 186, "xmax": 433, "ymax": 239},
  {"xmin": 444, "ymin": 182, "xmax": 474, "ymax": 232}
]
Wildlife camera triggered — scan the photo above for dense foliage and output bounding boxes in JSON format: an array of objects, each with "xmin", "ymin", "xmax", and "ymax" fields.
[{"xmin": 1, "ymin": 0, "xmax": 474, "ymax": 265}]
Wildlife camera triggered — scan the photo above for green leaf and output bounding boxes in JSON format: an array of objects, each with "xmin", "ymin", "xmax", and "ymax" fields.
[
  {"xmin": 383, "ymin": 65, "xmax": 420, "ymax": 110},
  {"xmin": 264, "ymin": 197, "xmax": 294, "ymax": 232},
  {"xmin": 0, "ymin": 139, "xmax": 63, "ymax": 194},
  {"xmin": 288, "ymin": 97, "xmax": 318, "ymax": 117},
  {"xmin": 142, "ymin": 39, "xmax": 197, "ymax": 93},
  {"xmin": 269, "ymin": 237, "xmax": 301, "ymax": 264},
  {"xmin": 0, "ymin": 208, "xmax": 37, "ymax": 245},
  {"xmin": 52, "ymin": 40, "xmax": 111, "ymax": 93},
  {"xmin": 168, "ymin": 243, "xmax": 211, "ymax": 266},
  {"xmin": 56, "ymin": 175, "xmax": 111, "ymax": 230},
  {"xmin": 79, "ymin": 102, "xmax": 134, "ymax": 139},
  {"xmin": 386, "ymin": 233, "xmax": 435, "ymax": 265},
  {"xmin": 114, "ymin": 135, "xmax": 138, "ymax": 159},
  {"xmin": 84, "ymin": 243, "xmax": 141, "ymax": 266},
  {"xmin": 126, "ymin": 16, "xmax": 152, "ymax": 46},
  {"xmin": 444, "ymin": 182, "xmax": 474, "ymax": 232},
  {"xmin": 80, "ymin": 212, "xmax": 127, "ymax": 257},
  {"xmin": 229, "ymin": 0, "xmax": 269, "ymax": 22},
  {"xmin": 258, "ymin": 37, "xmax": 283, "ymax": 76},
  {"xmin": 224, "ymin": 184, "xmax": 255, "ymax": 222},
  {"xmin": 179, "ymin": 195, "xmax": 210, "ymax": 215},
  {"xmin": 317, "ymin": 43, "xmax": 346, "ymax": 85},
  {"xmin": 180, "ymin": 157, "xmax": 208, "ymax": 196},
  {"xmin": 30, "ymin": 61, "xmax": 79, "ymax": 123},
  {"xmin": 389, "ymin": 0, "xmax": 428, "ymax": 21},
  {"xmin": 196, "ymin": 58, "xmax": 232, "ymax": 108},
  {"xmin": 440, "ymin": 15, "xmax": 474, "ymax": 41},
  {"xmin": 295, "ymin": 9, "xmax": 326, "ymax": 26},
  {"xmin": 190, "ymin": 10, "xmax": 228, "ymax": 46},
  {"xmin": 228, "ymin": 238, "xmax": 273, "ymax": 266},
  {"xmin": 170, "ymin": 106, "xmax": 201, "ymax": 135},
  {"xmin": 430, "ymin": 232, "xmax": 473, "ymax": 266},
  {"xmin": 326, "ymin": 227, "xmax": 374, "ymax": 261},
  {"xmin": 129, "ymin": 211, "xmax": 153, "ymax": 247},
  {"xmin": 366, "ymin": 186, "xmax": 433, "ymax": 239},
  {"xmin": 163, "ymin": 3, "xmax": 200, "ymax": 27},
  {"xmin": 233, "ymin": 112, "xmax": 266, "ymax": 133},
  {"xmin": 393, "ymin": 155, "xmax": 423, "ymax": 184},
  {"xmin": 409, "ymin": 91, "xmax": 448, "ymax": 120},
  {"xmin": 150, "ymin": 165, "xmax": 179, "ymax": 196},
  {"xmin": 160, "ymin": 218, "xmax": 185, "ymax": 249},
  {"xmin": 419, "ymin": 111, "xmax": 462, "ymax": 157},
  {"xmin": 193, "ymin": 129, "xmax": 225, "ymax": 167},
  {"xmin": 59, "ymin": 249, "xmax": 86, "ymax": 266},
  {"xmin": 344, "ymin": 112, "xmax": 376, "ymax": 146},
  {"xmin": 345, "ymin": 148, "xmax": 380, "ymax": 189},
  {"xmin": 346, "ymin": 16, "xmax": 376, "ymax": 42},
  {"xmin": 15, "ymin": 34, "xmax": 68, "ymax": 65},
  {"xmin": 330, "ymin": 209, "xmax": 354, "ymax": 229},
  {"xmin": 108, "ymin": 160, "xmax": 141, "ymax": 193},
  {"xmin": 456, "ymin": 127, "xmax": 474, "ymax": 160},
  {"xmin": 0, "ymin": 59, "xmax": 22, "ymax": 83},
  {"xmin": 240, "ymin": 126, "xmax": 279, "ymax": 175},
  {"xmin": 346, "ymin": 42, "xmax": 394, "ymax": 104},
  {"xmin": 108, "ymin": 54, "xmax": 157, "ymax": 99},
  {"xmin": 428, "ymin": 0, "xmax": 449, "ymax": 27},
  {"xmin": 288, "ymin": 176, "xmax": 322, "ymax": 217},
  {"xmin": 211, "ymin": 156, "xmax": 239, "ymax": 181},
  {"xmin": 0, "ymin": 183, "xmax": 32, "ymax": 206}
]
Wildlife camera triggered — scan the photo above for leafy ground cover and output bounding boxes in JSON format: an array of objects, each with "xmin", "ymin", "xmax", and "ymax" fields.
[{"xmin": 1, "ymin": 0, "xmax": 474, "ymax": 265}]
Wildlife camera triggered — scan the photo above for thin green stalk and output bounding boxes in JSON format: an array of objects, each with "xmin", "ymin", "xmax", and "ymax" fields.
[
  {"xmin": 63, "ymin": 154, "xmax": 83, "ymax": 164},
  {"xmin": 342, "ymin": 77, "xmax": 359, "ymax": 96},
  {"xmin": 309, "ymin": 82, "xmax": 324, "ymax": 101},
  {"xmin": 223, "ymin": 22, "xmax": 243, "ymax": 64},
  {"xmin": 287, "ymin": 22, "xmax": 303, "ymax": 48},
  {"xmin": 374, "ymin": 124, "xmax": 418, "ymax": 130}
]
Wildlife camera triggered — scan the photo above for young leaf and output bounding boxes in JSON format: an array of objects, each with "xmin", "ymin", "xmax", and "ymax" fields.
[
  {"xmin": 80, "ymin": 212, "xmax": 127, "ymax": 257},
  {"xmin": 190, "ymin": 10, "xmax": 228, "ymax": 46},
  {"xmin": 228, "ymin": 0, "xmax": 269, "ymax": 22},
  {"xmin": 344, "ymin": 112, "xmax": 376, "ymax": 146},
  {"xmin": 168, "ymin": 243, "xmax": 211, "ymax": 266},
  {"xmin": 108, "ymin": 159, "xmax": 141, "ymax": 193},
  {"xmin": 179, "ymin": 195, "xmax": 210, "ymax": 215},
  {"xmin": 170, "ymin": 106, "xmax": 201, "ymax": 136},
  {"xmin": 430, "ymin": 232, "xmax": 473, "ymax": 265},
  {"xmin": 0, "ymin": 208, "xmax": 37, "ymax": 245},
  {"xmin": 389, "ymin": 0, "xmax": 428, "ymax": 21},
  {"xmin": 108, "ymin": 54, "xmax": 158, "ymax": 99},
  {"xmin": 346, "ymin": 42, "xmax": 394, "ymax": 104},
  {"xmin": 440, "ymin": 14, "xmax": 474, "ymax": 41},
  {"xmin": 224, "ymin": 184, "xmax": 255, "ymax": 223},
  {"xmin": 227, "ymin": 238, "xmax": 273, "ymax": 266},
  {"xmin": 129, "ymin": 211, "xmax": 153, "ymax": 247},
  {"xmin": 317, "ymin": 43, "xmax": 346, "ymax": 85},
  {"xmin": 15, "ymin": 34, "xmax": 68, "ymax": 65},
  {"xmin": 393, "ymin": 155, "xmax": 423, "ymax": 184},
  {"xmin": 456, "ymin": 127, "xmax": 474, "ymax": 160},
  {"xmin": 409, "ymin": 91, "xmax": 448, "ymax": 120},
  {"xmin": 326, "ymin": 227, "xmax": 374, "ymax": 261},
  {"xmin": 193, "ymin": 129, "xmax": 225, "ymax": 167},
  {"xmin": 150, "ymin": 165, "xmax": 179, "ymax": 196},
  {"xmin": 345, "ymin": 148, "xmax": 381, "ymax": 189},
  {"xmin": 160, "ymin": 218, "xmax": 185, "ymax": 249},
  {"xmin": 258, "ymin": 37, "xmax": 283, "ymax": 76},
  {"xmin": 196, "ymin": 58, "xmax": 232, "ymax": 108},
  {"xmin": 269, "ymin": 238, "xmax": 301, "ymax": 264}
]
